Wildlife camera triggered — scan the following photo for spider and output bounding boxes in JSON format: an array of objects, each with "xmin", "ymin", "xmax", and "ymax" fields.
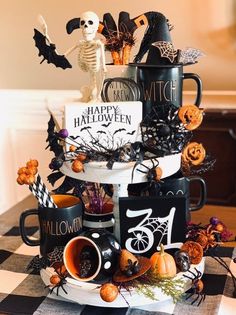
[
  {"xmin": 196, "ymin": 224, "xmax": 221, "ymax": 251},
  {"xmin": 45, "ymin": 265, "xmax": 68, "ymax": 296},
  {"xmin": 136, "ymin": 158, "xmax": 163, "ymax": 182},
  {"xmin": 141, "ymin": 105, "xmax": 191, "ymax": 156},
  {"xmin": 183, "ymin": 267, "xmax": 205, "ymax": 306},
  {"xmin": 123, "ymin": 259, "xmax": 140, "ymax": 277}
]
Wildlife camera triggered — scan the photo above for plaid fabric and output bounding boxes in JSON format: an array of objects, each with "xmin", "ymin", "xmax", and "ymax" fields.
[{"xmin": 0, "ymin": 224, "xmax": 236, "ymax": 315}]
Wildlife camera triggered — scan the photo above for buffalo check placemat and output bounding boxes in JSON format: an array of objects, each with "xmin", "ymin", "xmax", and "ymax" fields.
[{"xmin": 0, "ymin": 224, "xmax": 236, "ymax": 315}]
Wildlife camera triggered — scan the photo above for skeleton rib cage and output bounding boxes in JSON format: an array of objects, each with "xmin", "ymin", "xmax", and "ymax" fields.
[{"xmin": 78, "ymin": 40, "xmax": 101, "ymax": 73}]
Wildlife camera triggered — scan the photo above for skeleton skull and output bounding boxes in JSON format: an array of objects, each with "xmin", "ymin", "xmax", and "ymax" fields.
[
  {"xmin": 80, "ymin": 11, "xmax": 99, "ymax": 41},
  {"xmin": 174, "ymin": 250, "xmax": 191, "ymax": 272}
]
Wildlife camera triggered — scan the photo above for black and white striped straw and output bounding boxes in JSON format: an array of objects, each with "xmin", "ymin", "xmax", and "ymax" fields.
[{"xmin": 30, "ymin": 174, "xmax": 57, "ymax": 208}]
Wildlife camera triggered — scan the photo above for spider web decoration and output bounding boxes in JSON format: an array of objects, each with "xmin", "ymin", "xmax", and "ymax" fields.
[
  {"xmin": 27, "ymin": 255, "xmax": 49, "ymax": 272},
  {"xmin": 151, "ymin": 41, "xmax": 178, "ymax": 63},
  {"xmin": 179, "ymin": 47, "xmax": 205, "ymax": 65},
  {"xmin": 129, "ymin": 218, "xmax": 170, "ymax": 252},
  {"xmin": 140, "ymin": 105, "xmax": 192, "ymax": 156},
  {"xmin": 47, "ymin": 246, "xmax": 64, "ymax": 266}
]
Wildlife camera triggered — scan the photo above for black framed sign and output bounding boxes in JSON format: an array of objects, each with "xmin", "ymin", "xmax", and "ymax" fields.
[{"xmin": 119, "ymin": 195, "xmax": 187, "ymax": 257}]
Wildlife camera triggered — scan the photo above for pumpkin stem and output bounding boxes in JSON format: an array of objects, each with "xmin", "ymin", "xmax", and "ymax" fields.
[{"xmin": 160, "ymin": 243, "xmax": 165, "ymax": 255}]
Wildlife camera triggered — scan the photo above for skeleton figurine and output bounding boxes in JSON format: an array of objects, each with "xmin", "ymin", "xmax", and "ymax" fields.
[{"xmin": 37, "ymin": 12, "xmax": 106, "ymax": 102}]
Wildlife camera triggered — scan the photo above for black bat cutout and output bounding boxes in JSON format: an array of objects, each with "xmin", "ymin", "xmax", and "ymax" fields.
[
  {"xmin": 127, "ymin": 130, "xmax": 136, "ymax": 135},
  {"xmin": 47, "ymin": 171, "xmax": 64, "ymax": 186},
  {"xmin": 70, "ymin": 135, "xmax": 80, "ymax": 140},
  {"xmin": 33, "ymin": 28, "xmax": 72, "ymax": 70},
  {"xmin": 52, "ymin": 176, "xmax": 85, "ymax": 196},
  {"xmin": 113, "ymin": 128, "xmax": 126, "ymax": 135},
  {"xmin": 97, "ymin": 131, "xmax": 106, "ymax": 134},
  {"xmin": 80, "ymin": 126, "xmax": 92, "ymax": 132},
  {"xmin": 46, "ymin": 115, "xmax": 63, "ymax": 157},
  {"xmin": 101, "ymin": 122, "xmax": 111, "ymax": 127}
]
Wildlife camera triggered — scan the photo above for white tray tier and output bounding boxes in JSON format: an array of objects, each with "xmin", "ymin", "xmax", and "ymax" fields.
[
  {"xmin": 40, "ymin": 257, "xmax": 205, "ymax": 308},
  {"xmin": 60, "ymin": 153, "xmax": 181, "ymax": 184}
]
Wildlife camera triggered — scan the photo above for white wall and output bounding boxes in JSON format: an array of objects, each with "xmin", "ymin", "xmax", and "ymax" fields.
[{"xmin": 0, "ymin": 89, "xmax": 81, "ymax": 214}]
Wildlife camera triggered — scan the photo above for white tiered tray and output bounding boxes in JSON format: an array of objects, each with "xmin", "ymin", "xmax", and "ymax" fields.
[
  {"xmin": 60, "ymin": 153, "xmax": 181, "ymax": 184},
  {"xmin": 40, "ymin": 258, "xmax": 205, "ymax": 308}
]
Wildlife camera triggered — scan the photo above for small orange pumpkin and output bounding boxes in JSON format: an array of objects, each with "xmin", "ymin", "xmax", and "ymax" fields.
[{"xmin": 150, "ymin": 244, "xmax": 177, "ymax": 279}]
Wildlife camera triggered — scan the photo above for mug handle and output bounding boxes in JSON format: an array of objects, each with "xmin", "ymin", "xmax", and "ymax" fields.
[
  {"xmin": 189, "ymin": 177, "xmax": 207, "ymax": 211},
  {"xmin": 183, "ymin": 73, "xmax": 202, "ymax": 107},
  {"xmin": 19, "ymin": 209, "xmax": 40, "ymax": 246}
]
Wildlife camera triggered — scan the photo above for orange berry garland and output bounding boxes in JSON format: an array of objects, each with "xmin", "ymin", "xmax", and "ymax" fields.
[
  {"xmin": 100, "ymin": 283, "xmax": 119, "ymax": 302},
  {"xmin": 69, "ymin": 145, "xmax": 77, "ymax": 152},
  {"xmin": 16, "ymin": 159, "xmax": 39, "ymax": 185},
  {"xmin": 71, "ymin": 159, "xmax": 84, "ymax": 173}
]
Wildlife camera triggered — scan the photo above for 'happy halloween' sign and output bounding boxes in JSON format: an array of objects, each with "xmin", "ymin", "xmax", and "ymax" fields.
[{"xmin": 65, "ymin": 101, "xmax": 142, "ymax": 151}]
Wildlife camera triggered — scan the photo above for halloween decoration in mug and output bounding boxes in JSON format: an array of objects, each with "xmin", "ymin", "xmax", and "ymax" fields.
[
  {"xmin": 119, "ymin": 196, "xmax": 187, "ymax": 257},
  {"xmin": 63, "ymin": 229, "xmax": 121, "ymax": 282}
]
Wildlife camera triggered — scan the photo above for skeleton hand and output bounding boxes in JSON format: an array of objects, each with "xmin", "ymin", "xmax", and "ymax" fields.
[
  {"xmin": 102, "ymin": 65, "xmax": 107, "ymax": 73},
  {"xmin": 38, "ymin": 15, "xmax": 48, "ymax": 36}
]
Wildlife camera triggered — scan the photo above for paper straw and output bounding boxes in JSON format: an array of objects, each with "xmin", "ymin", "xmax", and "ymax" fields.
[{"xmin": 30, "ymin": 174, "xmax": 57, "ymax": 208}]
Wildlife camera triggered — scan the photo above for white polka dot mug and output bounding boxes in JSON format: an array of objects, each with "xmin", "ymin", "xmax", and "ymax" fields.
[{"xmin": 63, "ymin": 229, "xmax": 121, "ymax": 282}]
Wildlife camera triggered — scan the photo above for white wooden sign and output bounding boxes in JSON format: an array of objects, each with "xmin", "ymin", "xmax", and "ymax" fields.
[{"xmin": 64, "ymin": 101, "xmax": 142, "ymax": 151}]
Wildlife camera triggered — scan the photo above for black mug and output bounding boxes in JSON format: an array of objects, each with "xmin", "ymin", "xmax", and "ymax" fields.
[
  {"xmin": 158, "ymin": 175, "xmax": 207, "ymax": 216},
  {"xmin": 19, "ymin": 194, "xmax": 83, "ymax": 257},
  {"xmin": 134, "ymin": 64, "xmax": 202, "ymax": 118}
]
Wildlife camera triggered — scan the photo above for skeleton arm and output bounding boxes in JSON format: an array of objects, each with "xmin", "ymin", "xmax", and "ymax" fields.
[
  {"xmin": 64, "ymin": 44, "xmax": 79, "ymax": 57},
  {"xmin": 38, "ymin": 14, "xmax": 78, "ymax": 58},
  {"xmin": 38, "ymin": 15, "xmax": 52, "ymax": 43},
  {"xmin": 98, "ymin": 41, "xmax": 107, "ymax": 72}
]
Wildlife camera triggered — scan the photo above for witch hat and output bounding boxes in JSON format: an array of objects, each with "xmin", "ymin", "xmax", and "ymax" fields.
[{"xmin": 145, "ymin": 13, "xmax": 173, "ymax": 65}]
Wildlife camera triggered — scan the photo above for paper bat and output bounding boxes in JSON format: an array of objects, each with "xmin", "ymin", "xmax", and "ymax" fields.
[
  {"xmin": 113, "ymin": 128, "xmax": 126, "ymax": 135},
  {"xmin": 33, "ymin": 28, "xmax": 72, "ymax": 69},
  {"xmin": 52, "ymin": 176, "xmax": 85, "ymax": 197},
  {"xmin": 45, "ymin": 115, "xmax": 64, "ymax": 156},
  {"xmin": 80, "ymin": 126, "xmax": 92, "ymax": 132},
  {"xmin": 47, "ymin": 171, "xmax": 64, "ymax": 186},
  {"xmin": 97, "ymin": 130, "xmax": 107, "ymax": 134},
  {"xmin": 101, "ymin": 122, "xmax": 112, "ymax": 127},
  {"xmin": 127, "ymin": 130, "xmax": 136, "ymax": 135}
]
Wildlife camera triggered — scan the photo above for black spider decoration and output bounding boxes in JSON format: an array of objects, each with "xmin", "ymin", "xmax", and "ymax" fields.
[
  {"xmin": 141, "ymin": 105, "xmax": 192, "ymax": 156},
  {"xmin": 45, "ymin": 265, "xmax": 68, "ymax": 296},
  {"xmin": 122, "ymin": 259, "xmax": 140, "ymax": 277},
  {"xmin": 131, "ymin": 158, "xmax": 163, "ymax": 196},
  {"xmin": 183, "ymin": 267, "xmax": 206, "ymax": 306},
  {"xmin": 136, "ymin": 158, "xmax": 162, "ymax": 182}
]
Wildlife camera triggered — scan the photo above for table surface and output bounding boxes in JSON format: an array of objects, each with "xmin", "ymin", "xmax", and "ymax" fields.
[{"xmin": 0, "ymin": 196, "xmax": 236, "ymax": 315}]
